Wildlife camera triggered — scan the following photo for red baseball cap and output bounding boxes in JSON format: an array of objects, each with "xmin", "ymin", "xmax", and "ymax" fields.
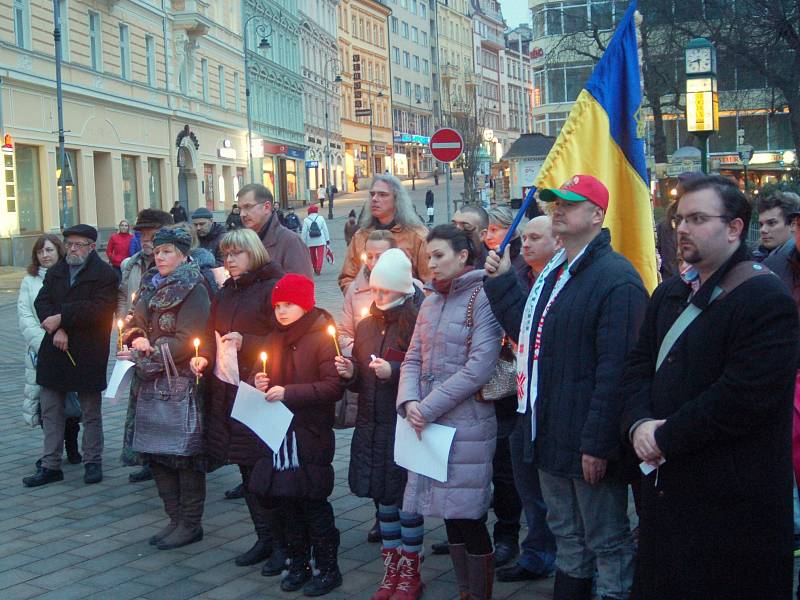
[{"xmin": 539, "ymin": 174, "xmax": 609, "ymax": 211}]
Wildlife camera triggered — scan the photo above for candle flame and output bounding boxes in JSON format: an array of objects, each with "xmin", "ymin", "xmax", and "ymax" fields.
[
  {"xmin": 360, "ymin": 307, "xmax": 369, "ymax": 318},
  {"xmin": 260, "ymin": 351, "xmax": 267, "ymax": 362},
  {"xmin": 131, "ymin": 292, "xmax": 136, "ymax": 302},
  {"xmin": 360, "ymin": 253, "xmax": 367, "ymax": 263},
  {"xmin": 193, "ymin": 338, "xmax": 200, "ymax": 348},
  {"xmin": 327, "ymin": 325, "xmax": 336, "ymax": 337},
  {"xmin": 117, "ymin": 319, "xmax": 123, "ymax": 329}
]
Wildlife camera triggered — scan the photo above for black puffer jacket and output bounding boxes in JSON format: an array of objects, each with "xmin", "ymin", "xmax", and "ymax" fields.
[
  {"xmin": 485, "ymin": 229, "xmax": 648, "ymax": 479},
  {"xmin": 204, "ymin": 262, "xmax": 285, "ymax": 466},
  {"xmin": 347, "ymin": 289, "xmax": 423, "ymax": 503}
]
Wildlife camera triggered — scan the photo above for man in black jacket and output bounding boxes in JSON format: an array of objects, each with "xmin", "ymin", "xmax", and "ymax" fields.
[
  {"xmin": 621, "ymin": 175, "xmax": 799, "ymax": 599},
  {"xmin": 24, "ymin": 224, "xmax": 118, "ymax": 487},
  {"xmin": 192, "ymin": 207, "xmax": 226, "ymax": 266},
  {"xmin": 484, "ymin": 175, "xmax": 647, "ymax": 600}
]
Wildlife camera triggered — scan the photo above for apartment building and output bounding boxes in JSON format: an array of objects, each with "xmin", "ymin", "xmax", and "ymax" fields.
[
  {"xmin": 471, "ymin": 0, "xmax": 505, "ymax": 161},
  {"xmin": 432, "ymin": 0, "xmax": 475, "ymax": 131}
]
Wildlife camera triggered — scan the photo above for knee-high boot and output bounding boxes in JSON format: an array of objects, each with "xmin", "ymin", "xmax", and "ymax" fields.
[
  {"xmin": 149, "ymin": 463, "xmax": 181, "ymax": 546},
  {"xmin": 466, "ymin": 552, "xmax": 494, "ymax": 600},
  {"xmin": 236, "ymin": 487, "xmax": 273, "ymax": 566},
  {"xmin": 261, "ymin": 506, "xmax": 288, "ymax": 576},
  {"xmin": 158, "ymin": 468, "xmax": 205, "ymax": 550}
]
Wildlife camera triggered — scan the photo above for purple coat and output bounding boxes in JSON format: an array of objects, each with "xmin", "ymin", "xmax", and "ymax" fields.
[{"xmin": 397, "ymin": 269, "xmax": 502, "ymax": 519}]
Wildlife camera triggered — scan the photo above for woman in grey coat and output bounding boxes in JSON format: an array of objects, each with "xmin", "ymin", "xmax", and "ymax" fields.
[{"xmin": 397, "ymin": 224, "xmax": 503, "ymax": 600}]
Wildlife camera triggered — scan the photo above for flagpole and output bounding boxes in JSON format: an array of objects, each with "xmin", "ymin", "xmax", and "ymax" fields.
[{"xmin": 498, "ymin": 186, "xmax": 536, "ymax": 255}]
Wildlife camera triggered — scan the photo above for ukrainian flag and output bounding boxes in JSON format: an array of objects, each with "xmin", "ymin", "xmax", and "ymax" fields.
[{"xmin": 534, "ymin": 0, "xmax": 658, "ymax": 292}]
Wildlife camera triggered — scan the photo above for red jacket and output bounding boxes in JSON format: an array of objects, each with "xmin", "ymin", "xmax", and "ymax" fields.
[{"xmin": 106, "ymin": 232, "xmax": 132, "ymax": 267}]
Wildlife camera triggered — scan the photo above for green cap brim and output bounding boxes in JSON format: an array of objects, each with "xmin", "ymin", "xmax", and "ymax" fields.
[{"xmin": 539, "ymin": 188, "xmax": 588, "ymax": 203}]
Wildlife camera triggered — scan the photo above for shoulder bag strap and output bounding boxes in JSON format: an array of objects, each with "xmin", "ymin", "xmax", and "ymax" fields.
[
  {"xmin": 656, "ymin": 261, "xmax": 772, "ymax": 371},
  {"xmin": 464, "ymin": 284, "xmax": 483, "ymax": 351},
  {"xmin": 159, "ymin": 342, "xmax": 180, "ymax": 389}
]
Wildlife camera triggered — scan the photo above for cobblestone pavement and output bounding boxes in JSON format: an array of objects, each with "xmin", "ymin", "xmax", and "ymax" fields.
[{"xmin": 0, "ymin": 176, "xmax": 556, "ymax": 599}]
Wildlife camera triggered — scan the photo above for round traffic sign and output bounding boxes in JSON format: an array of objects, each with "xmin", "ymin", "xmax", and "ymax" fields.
[{"xmin": 430, "ymin": 128, "xmax": 464, "ymax": 163}]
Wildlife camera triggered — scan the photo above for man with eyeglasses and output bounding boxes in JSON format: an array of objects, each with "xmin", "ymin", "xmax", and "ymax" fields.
[
  {"xmin": 23, "ymin": 224, "xmax": 118, "ymax": 488},
  {"xmin": 236, "ymin": 183, "xmax": 313, "ymax": 278},
  {"xmin": 621, "ymin": 175, "xmax": 798, "ymax": 599}
]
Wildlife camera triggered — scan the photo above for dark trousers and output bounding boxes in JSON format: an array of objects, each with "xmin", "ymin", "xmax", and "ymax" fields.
[
  {"xmin": 40, "ymin": 387, "xmax": 103, "ymax": 469},
  {"xmin": 492, "ymin": 416, "xmax": 522, "ymax": 544},
  {"xmin": 282, "ymin": 498, "xmax": 337, "ymax": 542},
  {"xmin": 445, "ymin": 516, "xmax": 492, "ymax": 555}
]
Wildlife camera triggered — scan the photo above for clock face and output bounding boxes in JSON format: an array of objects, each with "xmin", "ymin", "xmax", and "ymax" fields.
[{"xmin": 686, "ymin": 47, "xmax": 713, "ymax": 74}]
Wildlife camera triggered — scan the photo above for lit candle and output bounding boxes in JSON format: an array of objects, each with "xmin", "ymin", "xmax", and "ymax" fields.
[
  {"xmin": 260, "ymin": 351, "xmax": 268, "ymax": 376},
  {"xmin": 193, "ymin": 338, "xmax": 200, "ymax": 384},
  {"xmin": 360, "ymin": 252, "xmax": 367, "ymax": 265},
  {"xmin": 116, "ymin": 319, "xmax": 124, "ymax": 351},
  {"xmin": 360, "ymin": 307, "xmax": 369, "ymax": 319},
  {"xmin": 131, "ymin": 291, "xmax": 136, "ymax": 304},
  {"xmin": 327, "ymin": 324, "xmax": 342, "ymax": 357}
]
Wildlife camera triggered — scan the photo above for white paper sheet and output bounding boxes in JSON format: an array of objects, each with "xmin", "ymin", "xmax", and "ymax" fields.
[
  {"xmin": 639, "ymin": 458, "xmax": 666, "ymax": 476},
  {"xmin": 211, "ymin": 267, "xmax": 230, "ymax": 288},
  {"xmin": 394, "ymin": 417, "xmax": 457, "ymax": 483},
  {"xmin": 231, "ymin": 381, "xmax": 294, "ymax": 452},
  {"xmin": 213, "ymin": 331, "xmax": 239, "ymax": 386},
  {"xmin": 103, "ymin": 360, "xmax": 135, "ymax": 403}
]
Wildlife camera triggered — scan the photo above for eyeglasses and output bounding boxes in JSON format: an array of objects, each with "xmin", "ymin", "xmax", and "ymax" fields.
[
  {"xmin": 222, "ymin": 250, "xmax": 246, "ymax": 260},
  {"xmin": 671, "ymin": 213, "xmax": 731, "ymax": 228},
  {"xmin": 65, "ymin": 241, "xmax": 92, "ymax": 249},
  {"xmin": 238, "ymin": 202, "xmax": 266, "ymax": 213}
]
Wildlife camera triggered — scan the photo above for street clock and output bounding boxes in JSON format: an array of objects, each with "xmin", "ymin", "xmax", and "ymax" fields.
[
  {"xmin": 684, "ymin": 38, "xmax": 719, "ymax": 173},
  {"xmin": 685, "ymin": 40, "xmax": 716, "ymax": 76}
]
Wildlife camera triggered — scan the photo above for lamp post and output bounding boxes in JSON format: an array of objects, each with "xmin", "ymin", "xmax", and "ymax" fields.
[
  {"xmin": 323, "ymin": 58, "xmax": 341, "ymax": 219},
  {"xmin": 243, "ymin": 17, "xmax": 272, "ymax": 183},
  {"xmin": 360, "ymin": 79, "xmax": 383, "ymax": 181},
  {"xmin": 684, "ymin": 38, "xmax": 718, "ymax": 174},
  {"xmin": 53, "ymin": 0, "xmax": 68, "ymax": 228}
]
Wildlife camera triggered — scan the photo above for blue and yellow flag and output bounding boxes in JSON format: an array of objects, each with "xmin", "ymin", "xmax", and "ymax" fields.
[{"xmin": 534, "ymin": 0, "xmax": 657, "ymax": 291}]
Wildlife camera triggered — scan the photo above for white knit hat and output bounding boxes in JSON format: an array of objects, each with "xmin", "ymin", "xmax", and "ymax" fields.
[{"xmin": 369, "ymin": 248, "xmax": 415, "ymax": 294}]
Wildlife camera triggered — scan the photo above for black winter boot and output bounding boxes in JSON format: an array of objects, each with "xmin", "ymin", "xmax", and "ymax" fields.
[
  {"xmin": 553, "ymin": 569, "xmax": 593, "ymax": 600},
  {"xmin": 64, "ymin": 417, "xmax": 82, "ymax": 464},
  {"xmin": 303, "ymin": 530, "xmax": 343, "ymax": 597},
  {"xmin": 158, "ymin": 468, "xmax": 205, "ymax": 550},
  {"xmin": 235, "ymin": 488, "xmax": 273, "ymax": 566},
  {"xmin": 261, "ymin": 507, "xmax": 288, "ymax": 576},
  {"xmin": 149, "ymin": 463, "xmax": 181, "ymax": 546},
  {"xmin": 281, "ymin": 528, "xmax": 312, "ymax": 592}
]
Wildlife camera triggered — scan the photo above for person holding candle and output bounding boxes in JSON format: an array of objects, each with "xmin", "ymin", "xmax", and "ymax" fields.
[
  {"xmin": 396, "ymin": 225, "xmax": 504, "ymax": 600},
  {"xmin": 190, "ymin": 228, "xmax": 286, "ymax": 572},
  {"xmin": 334, "ymin": 249, "xmax": 425, "ymax": 600},
  {"xmin": 23, "ymin": 225, "xmax": 119, "ymax": 487},
  {"xmin": 249, "ymin": 273, "xmax": 345, "ymax": 596},
  {"xmin": 118, "ymin": 227, "xmax": 211, "ymax": 549}
]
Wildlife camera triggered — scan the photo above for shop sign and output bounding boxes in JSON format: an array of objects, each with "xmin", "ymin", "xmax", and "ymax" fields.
[
  {"xmin": 286, "ymin": 147, "xmax": 305, "ymax": 159},
  {"xmin": 305, "ymin": 160, "xmax": 319, "ymax": 168},
  {"xmin": 218, "ymin": 147, "xmax": 237, "ymax": 159}
]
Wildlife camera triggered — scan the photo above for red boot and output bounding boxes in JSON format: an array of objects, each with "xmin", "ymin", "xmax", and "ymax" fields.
[
  {"xmin": 390, "ymin": 550, "xmax": 424, "ymax": 600},
  {"xmin": 372, "ymin": 547, "xmax": 402, "ymax": 600}
]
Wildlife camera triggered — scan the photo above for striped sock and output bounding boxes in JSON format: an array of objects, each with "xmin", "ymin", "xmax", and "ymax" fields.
[
  {"xmin": 378, "ymin": 503, "xmax": 401, "ymax": 549},
  {"xmin": 400, "ymin": 511, "xmax": 424, "ymax": 554}
]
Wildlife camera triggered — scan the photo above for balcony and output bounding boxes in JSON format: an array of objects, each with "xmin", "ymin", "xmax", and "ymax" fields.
[
  {"xmin": 172, "ymin": 0, "xmax": 212, "ymax": 37},
  {"xmin": 440, "ymin": 64, "xmax": 459, "ymax": 81},
  {"xmin": 464, "ymin": 72, "xmax": 480, "ymax": 88}
]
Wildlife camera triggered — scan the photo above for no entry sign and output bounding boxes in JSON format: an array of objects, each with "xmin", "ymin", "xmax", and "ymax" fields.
[{"xmin": 430, "ymin": 128, "xmax": 464, "ymax": 163}]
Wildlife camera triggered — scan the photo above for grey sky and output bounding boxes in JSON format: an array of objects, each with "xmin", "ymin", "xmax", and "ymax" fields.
[{"xmin": 499, "ymin": 0, "xmax": 531, "ymax": 29}]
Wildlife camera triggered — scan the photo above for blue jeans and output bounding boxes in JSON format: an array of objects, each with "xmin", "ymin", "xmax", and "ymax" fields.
[{"xmin": 509, "ymin": 419, "xmax": 556, "ymax": 575}]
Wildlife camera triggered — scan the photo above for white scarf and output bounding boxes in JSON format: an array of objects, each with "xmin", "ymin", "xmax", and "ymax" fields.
[{"xmin": 516, "ymin": 246, "xmax": 587, "ymax": 440}]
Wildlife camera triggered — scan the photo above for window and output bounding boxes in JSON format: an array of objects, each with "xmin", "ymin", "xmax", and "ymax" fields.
[
  {"xmin": 421, "ymin": 31, "xmax": 428, "ymax": 46},
  {"xmin": 393, "ymin": 46, "xmax": 400, "ymax": 64},
  {"xmin": 404, "ymin": 80, "xmax": 412, "ymax": 97},
  {"xmin": 234, "ymin": 71, "xmax": 241, "ymax": 111},
  {"xmin": 394, "ymin": 77, "xmax": 402, "ymax": 94},
  {"xmin": 374, "ymin": 24, "xmax": 380, "ymax": 46},
  {"xmin": 201, "ymin": 59, "xmax": 209, "ymax": 102},
  {"xmin": 414, "ymin": 83, "xmax": 421, "ymax": 101},
  {"xmin": 420, "ymin": 3, "xmax": 426, "ymax": 18},
  {"xmin": 413, "ymin": 55, "xmax": 420, "ymax": 71},
  {"xmin": 15, "ymin": 145, "xmax": 42, "ymax": 233},
  {"xmin": 121, "ymin": 156, "xmax": 138, "ymax": 222},
  {"xmin": 422, "ymin": 58, "xmax": 429, "ymax": 74},
  {"xmin": 119, "ymin": 24, "xmax": 130, "ymax": 80},
  {"xmin": 89, "ymin": 11, "xmax": 102, "ymax": 71},
  {"xmin": 148, "ymin": 158, "xmax": 162, "ymax": 209},
  {"xmin": 218, "ymin": 65, "xmax": 226, "ymax": 107},
  {"xmin": 403, "ymin": 51, "xmax": 410, "ymax": 67},
  {"xmin": 423, "ymin": 86, "xmax": 430, "ymax": 102},
  {"xmin": 145, "ymin": 35, "xmax": 156, "ymax": 86},
  {"xmin": 58, "ymin": 0, "xmax": 70, "ymax": 60},
  {"xmin": 391, "ymin": 16, "xmax": 398, "ymax": 33},
  {"xmin": 56, "ymin": 149, "xmax": 80, "ymax": 228},
  {"xmin": 411, "ymin": 0, "xmax": 417, "ymax": 14},
  {"xmin": 402, "ymin": 21, "xmax": 409, "ymax": 38},
  {"xmin": 411, "ymin": 26, "xmax": 418, "ymax": 43},
  {"xmin": 13, "ymin": 0, "xmax": 31, "ymax": 50}
]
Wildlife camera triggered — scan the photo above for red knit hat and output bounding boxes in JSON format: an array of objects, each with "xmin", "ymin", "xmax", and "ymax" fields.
[
  {"xmin": 271, "ymin": 273, "xmax": 315, "ymax": 312},
  {"xmin": 308, "ymin": 204, "xmax": 319, "ymax": 214}
]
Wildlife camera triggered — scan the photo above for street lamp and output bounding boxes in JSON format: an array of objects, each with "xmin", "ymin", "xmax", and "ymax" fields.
[
  {"xmin": 359, "ymin": 79, "xmax": 383, "ymax": 182},
  {"xmin": 243, "ymin": 16, "xmax": 273, "ymax": 183},
  {"xmin": 52, "ymin": 0, "xmax": 68, "ymax": 227},
  {"xmin": 323, "ymin": 58, "xmax": 342, "ymax": 219},
  {"xmin": 684, "ymin": 37, "xmax": 718, "ymax": 174}
]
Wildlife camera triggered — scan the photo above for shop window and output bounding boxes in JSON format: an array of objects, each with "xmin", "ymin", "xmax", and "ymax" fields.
[
  {"xmin": 122, "ymin": 156, "xmax": 138, "ymax": 222},
  {"xmin": 56, "ymin": 149, "xmax": 80, "ymax": 228},
  {"xmin": 148, "ymin": 158, "xmax": 162, "ymax": 209}
]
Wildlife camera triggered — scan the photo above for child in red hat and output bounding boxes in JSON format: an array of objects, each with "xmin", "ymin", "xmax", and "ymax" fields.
[{"xmin": 249, "ymin": 273, "xmax": 345, "ymax": 596}]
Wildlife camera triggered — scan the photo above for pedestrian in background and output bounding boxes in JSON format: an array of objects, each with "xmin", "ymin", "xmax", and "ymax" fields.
[
  {"xmin": 335, "ymin": 248, "xmax": 425, "ymax": 600},
  {"xmin": 106, "ymin": 219, "xmax": 133, "ymax": 276},
  {"xmin": 318, "ymin": 183, "xmax": 327, "ymax": 208},
  {"xmin": 170, "ymin": 201, "xmax": 188, "ymax": 223},
  {"xmin": 250, "ymin": 274, "xmax": 344, "ymax": 596},
  {"xmin": 425, "ymin": 190, "xmax": 435, "ymax": 224},
  {"xmin": 226, "ymin": 204, "xmax": 243, "ymax": 230},
  {"xmin": 192, "ymin": 228, "xmax": 285, "ymax": 573},
  {"xmin": 119, "ymin": 227, "xmax": 210, "ymax": 550},
  {"xmin": 24, "ymin": 225, "xmax": 118, "ymax": 488},
  {"xmin": 284, "ymin": 206, "xmax": 301, "ymax": 233},
  {"xmin": 18, "ymin": 234, "xmax": 82, "ymax": 465},
  {"xmin": 344, "ymin": 209, "xmax": 359, "ymax": 246},
  {"xmin": 300, "ymin": 205, "xmax": 331, "ymax": 276},
  {"xmin": 192, "ymin": 207, "xmax": 226, "ymax": 266},
  {"xmin": 398, "ymin": 225, "xmax": 503, "ymax": 600}
]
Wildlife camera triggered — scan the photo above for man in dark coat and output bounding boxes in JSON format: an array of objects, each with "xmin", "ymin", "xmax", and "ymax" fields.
[
  {"xmin": 236, "ymin": 183, "xmax": 314, "ymax": 278},
  {"xmin": 191, "ymin": 207, "xmax": 226, "ymax": 266},
  {"xmin": 621, "ymin": 175, "xmax": 799, "ymax": 600},
  {"xmin": 484, "ymin": 175, "xmax": 647, "ymax": 599},
  {"xmin": 170, "ymin": 201, "xmax": 188, "ymax": 223},
  {"xmin": 24, "ymin": 224, "xmax": 118, "ymax": 487}
]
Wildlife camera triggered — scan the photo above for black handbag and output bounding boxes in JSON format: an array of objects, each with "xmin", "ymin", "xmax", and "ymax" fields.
[{"xmin": 132, "ymin": 343, "xmax": 203, "ymax": 456}]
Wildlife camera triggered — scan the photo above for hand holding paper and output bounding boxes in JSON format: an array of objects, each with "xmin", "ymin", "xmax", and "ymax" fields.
[
  {"xmin": 104, "ymin": 359, "xmax": 135, "ymax": 403},
  {"xmin": 394, "ymin": 418, "xmax": 456, "ymax": 483},
  {"xmin": 231, "ymin": 381, "xmax": 293, "ymax": 452}
]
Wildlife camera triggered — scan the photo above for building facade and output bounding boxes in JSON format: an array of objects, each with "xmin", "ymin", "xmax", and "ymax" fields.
[
  {"xmin": 471, "ymin": 0, "xmax": 506, "ymax": 161},
  {"xmin": 501, "ymin": 24, "xmax": 534, "ymax": 137},
  {"xmin": 243, "ymin": 0, "xmax": 307, "ymax": 208},
  {"xmin": 299, "ymin": 0, "xmax": 344, "ymax": 200},
  {"xmin": 0, "ymin": 0, "xmax": 251, "ymax": 265},
  {"xmin": 337, "ymin": 0, "xmax": 392, "ymax": 187},
  {"xmin": 432, "ymin": 0, "xmax": 475, "ymax": 130},
  {"xmin": 387, "ymin": 0, "xmax": 433, "ymax": 176}
]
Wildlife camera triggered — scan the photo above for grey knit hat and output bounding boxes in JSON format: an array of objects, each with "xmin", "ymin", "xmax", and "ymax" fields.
[{"xmin": 153, "ymin": 227, "xmax": 192, "ymax": 255}]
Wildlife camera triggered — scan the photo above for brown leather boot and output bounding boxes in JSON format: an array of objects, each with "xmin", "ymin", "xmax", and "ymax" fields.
[
  {"xmin": 449, "ymin": 543, "xmax": 470, "ymax": 600},
  {"xmin": 149, "ymin": 464, "xmax": 180, "ymax": 546},
  {"xmin": 466, "ymin": 552, "xmax": 494, "ymax": 600},
  {"xmin": 158, "ymin": 468, "xmax": 205, "ymax": 550}
]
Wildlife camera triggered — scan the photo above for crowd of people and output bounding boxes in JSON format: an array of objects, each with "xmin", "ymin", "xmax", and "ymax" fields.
[{"xmin": 15, "ymin": 171, "xmax": 800, "ymax": 599}]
